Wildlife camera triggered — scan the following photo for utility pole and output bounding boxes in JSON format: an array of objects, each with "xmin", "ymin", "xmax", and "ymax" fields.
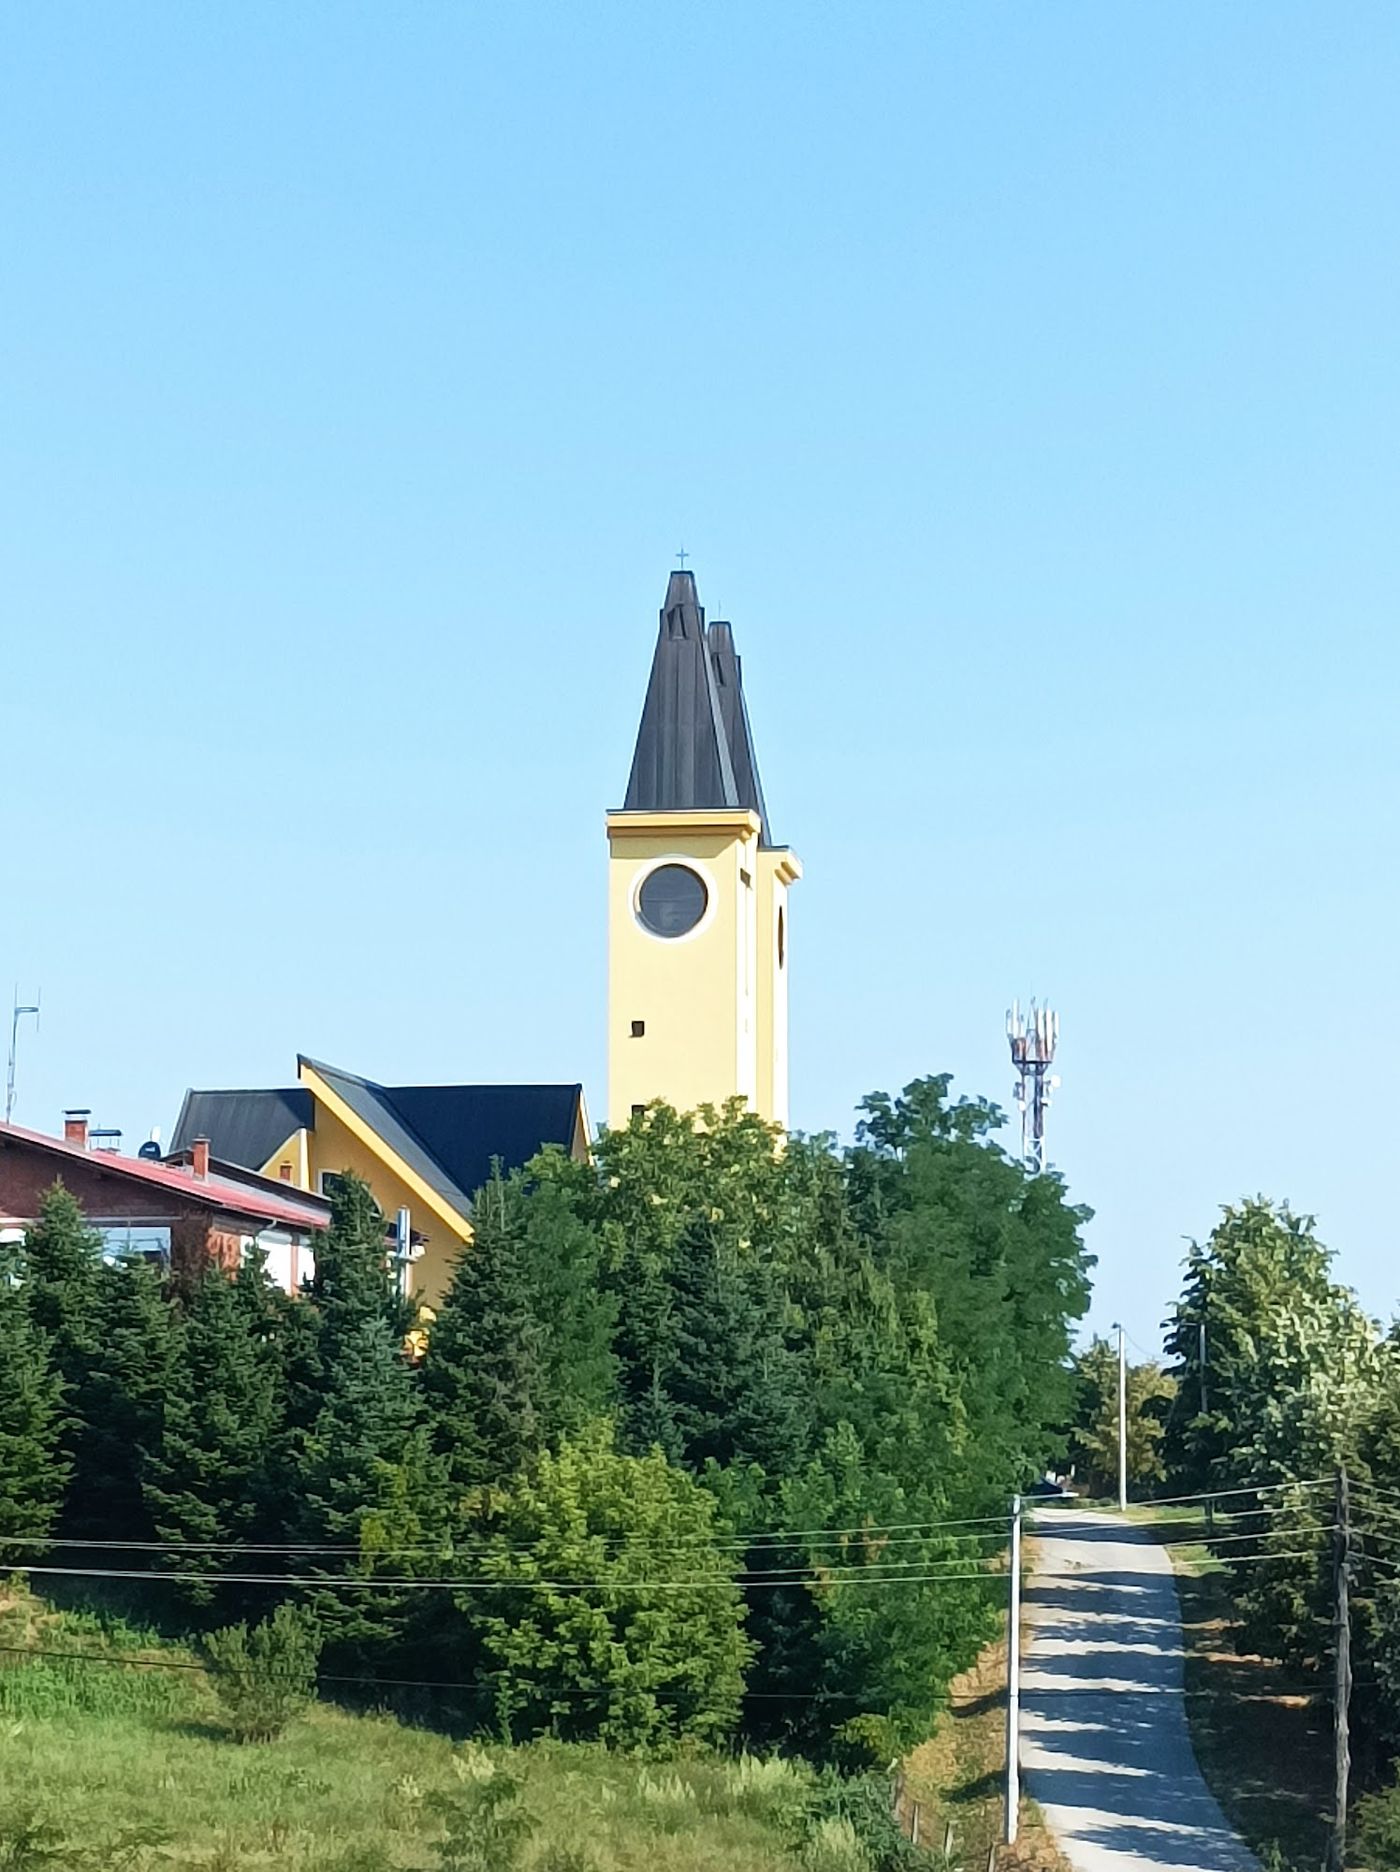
[
  {"xmin": 1004, "ymin": 1493, "xmax": 1023, "ymax": 1845},
  {"xmin": 1114, "ymin": 1322, "xmax": 1128, "ymax": 1511},
  {"xmin": 1330, "ymin": 1468, "xmax": 1352, "ymax": 1872},
  {"xmin": 1199, "ymin": 1320, "xmax": 1213, "ymax": 1536}
]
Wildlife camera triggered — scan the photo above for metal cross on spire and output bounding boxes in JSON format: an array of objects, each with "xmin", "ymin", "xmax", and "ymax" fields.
[{"xmin": 676, "ymin": 546, "xmax": 689, "ymax": 570}]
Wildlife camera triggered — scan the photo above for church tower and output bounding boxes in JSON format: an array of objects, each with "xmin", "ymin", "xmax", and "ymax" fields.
[{"xmin": 607, "ymin": 568, "xmax": 801, "ymax": 1129}]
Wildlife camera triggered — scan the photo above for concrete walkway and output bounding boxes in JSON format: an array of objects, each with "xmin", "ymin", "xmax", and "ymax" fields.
[{"xmin": 1022, "ymin": 1509, "xmax": 1257, "ymax": 1872}]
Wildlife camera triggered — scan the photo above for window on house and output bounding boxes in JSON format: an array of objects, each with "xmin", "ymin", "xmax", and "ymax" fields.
[{"xmin": 631, "ymin": 1020, "xmax": 646, "ymax": 1038}]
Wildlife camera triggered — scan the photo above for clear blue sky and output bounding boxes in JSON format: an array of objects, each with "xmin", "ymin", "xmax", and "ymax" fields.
[{"xmin": 4, "ymin": 3, "xmax": 1397, "ymax": 1354}]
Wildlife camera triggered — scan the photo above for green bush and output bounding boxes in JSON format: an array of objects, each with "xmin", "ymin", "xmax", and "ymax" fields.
[
  {"xmin": 428, "ymin": 1748, "xmax": 537, "ymax": 1871},
  {"xmin": 461, "ymin": 1425, "xmax": 751, "ymax": 1749},
  {"xmin": 203, "ymin": 1603, "xmax": 321, "ymax": 1741},
  {"xmin": 799, "ymin": 1775, "xmax": 920, "ymax": 1872},
  {"xmin": 1356, "ymin": 1783, "xmax": 1400, "ymax": 1869}
]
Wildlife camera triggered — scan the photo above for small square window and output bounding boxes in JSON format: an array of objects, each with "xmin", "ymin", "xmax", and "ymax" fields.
[
  {"xmin": 631, "ymin": 1104, "xmax": 646, "ymax": 1119},
  {"xmin": 630, "ymin": 1019, "xmax": 646, "ymax": 1038},
  {"xmin": 740, "ymin": 867, "xmax": 752, "ymax": 886}
]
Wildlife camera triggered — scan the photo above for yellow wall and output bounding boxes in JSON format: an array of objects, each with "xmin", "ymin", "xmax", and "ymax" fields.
[
  {"xmin": 302, "ymin": 1099, "xmax": 469, "ymax": 1303},
  {"xmin": 257, "ymin": 1078, "xmax": 590, "ymax": 1304},
  {"xmin": 753, "ymin": 850, "xmax": 799, "ymax": 1130},
  {"xmin": 607, "ymin": 808, "xmax": 799, "ymax": 1128},
  {"xmin": 257, "ymin": 1127, "xmax": 311, "ymax": 1191}
]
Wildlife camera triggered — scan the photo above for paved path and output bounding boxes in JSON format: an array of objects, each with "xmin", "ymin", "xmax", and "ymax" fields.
[{"xmin": 1022, "ymin": 1509, "xmax": 1257, "ymax": 1872}]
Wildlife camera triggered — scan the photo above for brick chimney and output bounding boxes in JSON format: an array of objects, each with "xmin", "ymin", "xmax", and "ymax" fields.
[
  {"xmin": 63, "ymin": 1109, "xmax": 91, "ymax": 1149},
  {"xmin": 191, "ymin": 1137, "xmax": 210, "ymax": 1180}
]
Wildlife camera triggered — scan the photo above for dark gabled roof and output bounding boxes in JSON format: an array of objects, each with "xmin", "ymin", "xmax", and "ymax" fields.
[
  {"xmin": 174, "ymin": 1063, "xmax": 585, "ymax": 1222},
  {"xmin": 382, "ymin": 1082, "xmax": 583, "ymax": 1214},
  {"xmin": 622, "ymin": 569, "xmax": 772, "ymax": 841},
  {"xmin": 171, "ymin": 1087, "xmax": 313, "ymax": 1172},
  {"xmin": 298, "ymin": 1056, "xmax": 478, "ymax": 1217}
]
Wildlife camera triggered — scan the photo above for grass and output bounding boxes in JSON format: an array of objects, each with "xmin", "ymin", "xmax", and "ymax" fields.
[
  {"xmin": 1131, "ymin": 1507, "xmax": 1332, "ymax": 1867},
  {"xmin": 902, "ymin": 1570, "xmax": 1070, "ymax": 1872},
  {"xmin": 0, "ymin": 1588, "xmax": 824, "ymax": 1871}
]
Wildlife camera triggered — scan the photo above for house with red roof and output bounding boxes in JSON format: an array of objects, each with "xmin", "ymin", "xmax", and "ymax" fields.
[{"xmin": 0, "ymin": 1109, "xmax": 329, "ymax": 1290}]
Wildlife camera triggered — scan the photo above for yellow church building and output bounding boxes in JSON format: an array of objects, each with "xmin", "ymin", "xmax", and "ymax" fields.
[
  {"xmin": 169, "ymin": 565, "xmax": 798, "ymax": 1300},
  {"xmin": 608, "ymin": 567, "xmax": 800, "ymax": 1130}
]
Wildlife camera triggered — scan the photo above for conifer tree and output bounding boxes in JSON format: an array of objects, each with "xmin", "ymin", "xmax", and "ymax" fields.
[
  {"xmin": 145, "ymin": 1256, "xmax": 284, "ymax": 1616},
  {"xmin": 287, "ymin": 1173, "xmax": 449, "ymax": 1660},
  {"xmin": 295, "ymin": 1311, "xmax": 447, "ymax": 1658},
  {"xmin": 24, "ymin": 1186, "xmax": 173, "ymax": 1547},
  {"xmin": 22, "ymin": 1181, "xmax": 101, "ymax": 1431},
  {"xmin": 311, "ymin": 1172, "xmax": 400, "ymax": 1345},
  {"xmin": 73, "ymin": 1255, "xmax": 174, "ymax": 1547},
  {"xmin": 0, "ymin": 1276, "xmax": 68, "ymax": 1565},
  {"xmin": 665, "ymin": 1218, "xmax": 808, "ymax": 1482},
  {"xmin": 421, "ymin": 1167, "xmax": 545, "ymax": 1494}
]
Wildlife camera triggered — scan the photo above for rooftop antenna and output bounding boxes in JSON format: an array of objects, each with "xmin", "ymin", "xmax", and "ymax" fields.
[
  {"xmin": 6, "ymin": 989, "xmax": 40, "ymax": 1126},
  {"xmin": 1006, "ymin": 998, "xmax": 1059, "ymax": 1173}
]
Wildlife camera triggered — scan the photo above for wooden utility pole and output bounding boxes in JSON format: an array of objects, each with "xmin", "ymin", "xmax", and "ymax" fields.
[
  {"xmin": 1330, "ymin": 1468, "xmax": 1352, "ymax": 1872},
  {"xmin": 1004, "ymin": 1494, "xmax": 1023, "ymax": 1845},
  {"xmin": 1199, "ymin": 1320, "xmax": 1213, "ymax": 1536}
]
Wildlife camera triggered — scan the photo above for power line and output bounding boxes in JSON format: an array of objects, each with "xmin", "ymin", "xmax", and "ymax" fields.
[
  {"xmin": 0, "ymin": 1558, "xmax": 1012, "ymax": 1593},
  {"xmin": 0, "ymin": 1512, "xmax": 1017, "ymax": 1560},
  {"xmin": 1115, "ymin": 1478, "xmax": 1332, "ymax": 1509}
]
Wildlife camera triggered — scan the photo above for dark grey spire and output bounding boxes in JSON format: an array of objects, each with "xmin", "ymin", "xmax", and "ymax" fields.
[{"xmin": 623, "ymin": 570, "xmax": 771, "ymax": 840}]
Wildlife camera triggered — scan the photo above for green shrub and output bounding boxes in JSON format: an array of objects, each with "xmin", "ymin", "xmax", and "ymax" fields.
[
  {"xmin": 461, "ymin": 1425, "xmax": 750, "ymax": 1749},
  {"xmin": 204, "ymin": 1603, "xmax": 321, "ymax": 1741},
  {"xmin": 799, "ymin": 1774, "xmax": 920, "ymax": 1872},
  {"xmin": 802, "ymin": 1817, "xmax": 871, "ymax": 1872},
  {"xmin": 534, "ymin": 1850, "xmax": 599, "ymax": 1872},
  {"xmin": 428, "ymin": 1747, "xmax": 537, "ymax": 1872},
  {"xmin": 1356, "ymin": 1783, "xmax": 1400, "ymax": 1869}
]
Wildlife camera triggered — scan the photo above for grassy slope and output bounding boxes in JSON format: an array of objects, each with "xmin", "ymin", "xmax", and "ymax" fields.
[
  {"xmin": 0, "ymin": 1591, "xmax": 813, "ymax": 1872},
  {"xmin": 902, "ymin": 1581, "xmax": 1069, "ymax": 1872}
]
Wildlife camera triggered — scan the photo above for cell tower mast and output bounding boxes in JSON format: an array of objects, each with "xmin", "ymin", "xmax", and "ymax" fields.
[
  {"xmin": 6, "ymin": 990, "xmax": 40, "ymax": 1126},
  {"xmin": 1006, "ymin": 999, "xmax": 1059, "ymax": 1173}
]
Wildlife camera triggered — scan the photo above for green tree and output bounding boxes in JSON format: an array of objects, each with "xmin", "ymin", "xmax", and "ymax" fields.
[
  {"xmin": 23, "ymin": 1186, "xmax": 173, "ymax": 1549},
  {"xmin": 295, "ymin": 1311, "xmax": 448, "ymax": 1658},
  {"xmin": 70, "ymin": 1255, "xmax": 174, "ymax": 1549},
  {"xmin": 1067, "ymin": 1338, "xmax": 1174, "ymax": 1498},
  {"xmin": 461, "ymin": 1424, "xmax": 751, "ymax": 1748},
  {"xmin": 1163, "ymin": 1198, "xmax": 1380, "ymax": 1666},
  {"xmin": 0, "ymin": 1276, "xmax": 68, "ymax": 1565},
  {"xmin": 850, "ymin": 1076, "xmax": 1094, "ymax": 1499},
  {"xmin": 311, "ymin": 1173, "xmax": 401, "ymax": 1344},
  {"xmin": 421, "ymin": 1167, "xmax": 546, "ymax": 1494},
  {"xmin": 512, "ymin": 1152, "xmax": 618, "ymax": 1436},
  {"xmin": 21, "ymin": 1182, "xmax": 102, "ymax": 1485},
  {"xmin": 664, "ymin": 1216, "xmax": 808, "ymax": 1480},
  {"xmin": 1164, "ymin": 1198, "xmax": 1377, "ymax": 1501},
  {"xmin": 204, "ymin": 1603, "xmax": 322, "ymax": 1741},
  {"xmin": 144, "ymin": 1257, "xmax": 285, "ymax": 1616}
]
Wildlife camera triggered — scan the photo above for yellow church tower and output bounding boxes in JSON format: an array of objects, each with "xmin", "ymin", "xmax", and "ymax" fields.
[{"xmin": 607, "ymin": 568, "xmax": 801, "ymax": 1129}]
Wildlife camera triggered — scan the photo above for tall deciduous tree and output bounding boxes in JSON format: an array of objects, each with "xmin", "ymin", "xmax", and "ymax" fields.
[
  {"xmin": 1164, "ymin": 1198, "xmax": 1380, "ymax": 1665},
  {"xmin": 1068, "ymin": 1338, "xmax": 1174, "ymax": 1497}
]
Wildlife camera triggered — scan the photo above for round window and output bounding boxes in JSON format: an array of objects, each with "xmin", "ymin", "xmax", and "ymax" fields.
[{"xmin": 637, "ymin": 864, "xmax": 708, "ymax": 938}]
